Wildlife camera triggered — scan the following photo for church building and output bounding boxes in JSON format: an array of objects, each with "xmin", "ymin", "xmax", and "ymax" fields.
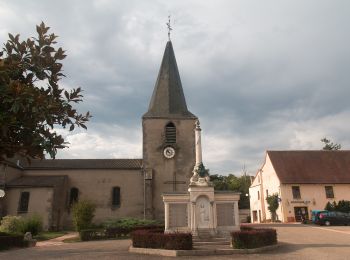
[{"xmin": 0, "ymin": 40, "xmax": 198, "ymax": 230}]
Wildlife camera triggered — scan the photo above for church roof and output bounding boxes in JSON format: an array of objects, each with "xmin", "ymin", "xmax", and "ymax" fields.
[
  {"xmin": 21, "ymin": 159, "xmax": 143, "ymax": 170},
  {"xmin": 6, "ymin": 175, "xmax": 67, "ymax": 188},
  {"xmin": 143, "ymin": 41, "xmax": 197, "ymax": 119},
  {"xmin": 267, "ymin": 150, "xmax": 350, "ymax": 184}
]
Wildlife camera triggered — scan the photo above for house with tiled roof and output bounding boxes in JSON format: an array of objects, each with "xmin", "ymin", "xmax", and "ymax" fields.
[
  {"xmin": 0, "ymin": 40, "xmax": 198, "ymax": 230},
  {"xmin": 249, "ymin": 150, "xmax": 350, "ymax": 223}
]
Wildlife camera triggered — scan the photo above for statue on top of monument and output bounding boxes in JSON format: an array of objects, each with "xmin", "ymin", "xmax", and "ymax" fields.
[{"xmin": 190, "ymin": 120, "xmax": 212, "ymax": 186}]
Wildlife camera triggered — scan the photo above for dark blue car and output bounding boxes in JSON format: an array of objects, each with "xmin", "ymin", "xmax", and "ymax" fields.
[{"xmin": 315, "ymin": 211, "xmax": 350, "ymax": 226}]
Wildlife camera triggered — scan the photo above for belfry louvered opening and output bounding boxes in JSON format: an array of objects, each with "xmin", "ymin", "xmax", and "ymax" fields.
[{"xmin": 165, "ymin": 122, "xmax": 176, "ymax": 144}]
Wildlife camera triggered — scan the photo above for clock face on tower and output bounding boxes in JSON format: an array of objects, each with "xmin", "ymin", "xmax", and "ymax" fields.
[{"xmin": 163, "ymin": 146, "xmax": 175, "ymax": 159}]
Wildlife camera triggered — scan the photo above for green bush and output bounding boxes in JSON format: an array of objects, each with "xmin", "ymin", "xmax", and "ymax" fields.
[
  {"xmin": 72, "ymin": 200, "xmax": 96, "ymax": 231},
  {"xmin": 0, "ymin": 215, "xmax": 43, "ymax": 236},
  {"xmin": 18, "ymin": 215, "xmax": 43, "ymax": 236},
  {"xmin": 231, "ymin": 228, "xmax": 277, "ymax": 249},
  {"xmin": 0, "ymin": 215, "xmax": 22, "ymax": 234},
  {"xmin": 102, "ymin": 218, "xmax": 160, "ymax": 229}
]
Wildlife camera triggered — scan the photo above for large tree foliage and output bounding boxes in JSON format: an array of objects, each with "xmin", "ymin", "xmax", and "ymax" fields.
[
  {"xmin": 0, "ymin": 22, "xmax": 91, "ymax": 163},
  {"xmin": 321, "ymin": 138, "xmax": 341, "ymax": 150},
  {"xmin": 211, "ymin": 173, "xmax": 251, "ymax": 209},
  {"xmin": 266, "ymin": 193, "xmax": 279, "ymax": 222}
]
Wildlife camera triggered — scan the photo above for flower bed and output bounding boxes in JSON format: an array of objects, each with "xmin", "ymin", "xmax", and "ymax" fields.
[
  {"xmin": 79, "ymin": 229, "xmax": 106, "ymax": 241},
  {"xmin": 131, "ymin": 229, "xmax": 192, "ymax": 250},
  {"xmin": 231, "ymin": 227, "xmax": 277, "ymax": 249},
  {"xmin": 79, "ymin": 225, "xmax": 164, "ymax": 241}
]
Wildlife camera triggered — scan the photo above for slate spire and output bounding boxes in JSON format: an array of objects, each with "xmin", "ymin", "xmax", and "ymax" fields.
[{"xmin": 143, "ymin": 41, "xmax": 196, "ymax": 119}]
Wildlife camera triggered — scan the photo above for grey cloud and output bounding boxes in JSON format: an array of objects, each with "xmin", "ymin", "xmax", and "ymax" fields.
[{"xmin": 1, "ymin": 0, "xmax": 350, "ymax": 174}]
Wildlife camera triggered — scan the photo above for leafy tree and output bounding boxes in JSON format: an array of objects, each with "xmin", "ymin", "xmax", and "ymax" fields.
[
  {"xmin": 321, "ymin": 138, "xmax": 341, "ymax": 150},
  {"xmin": 266, "ymin": 193, "xmax": 279, "ymax": 222},
  {"xmin": 0, "ymin": 22, "xmax": 91, "ymax": 163},
  {"xmin": 211, "ymin": 173, "xmax": 251, "ymax": 209}
]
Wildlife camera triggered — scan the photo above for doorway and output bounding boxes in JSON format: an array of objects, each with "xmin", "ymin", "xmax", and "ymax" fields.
[{"xmin": 294, "ymin": 207, "xmax": 309, "ymax": 222}]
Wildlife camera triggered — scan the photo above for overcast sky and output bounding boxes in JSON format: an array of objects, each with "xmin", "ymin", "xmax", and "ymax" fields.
[{"xmin": 1, "ymin": 0, "xmax": 350, "ymax": 175}]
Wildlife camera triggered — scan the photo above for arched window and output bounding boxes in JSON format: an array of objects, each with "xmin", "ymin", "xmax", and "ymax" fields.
[
  {"xmin": 112, "ymin": 187, "xmax": 121, "ymax": 207},
  {"xmin": 165, "ymin": 122, "xmax": 176, "ymax": 144},
  {"xmin": 69, "ymin": 187, "xmax": 79, "ymax": 206}
]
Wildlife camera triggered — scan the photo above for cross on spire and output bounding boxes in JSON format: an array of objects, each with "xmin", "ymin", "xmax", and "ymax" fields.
[{"xmin": 166, "ymin": 15, "xmax": 172, "ymax": 41}]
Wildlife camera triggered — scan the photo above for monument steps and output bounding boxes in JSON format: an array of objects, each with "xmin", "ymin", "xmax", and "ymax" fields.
[{"xmin": 193, "ymin": 240, "xmax": 231, "ymax": 246}]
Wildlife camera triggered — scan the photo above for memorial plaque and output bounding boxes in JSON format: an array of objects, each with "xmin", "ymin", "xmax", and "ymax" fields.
[
  {"xmin": 169, "ymin": 204, "xmax": 188, "ymax": 228},
  {"xmin": 217, "ymin": 203, "xmax": 234, "ymax": 226}
]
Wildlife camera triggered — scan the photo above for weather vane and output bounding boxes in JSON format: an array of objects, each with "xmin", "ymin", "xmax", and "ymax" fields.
[{"xmin": 166, "ymin": 15, "xmax": 172, "ymax": 41}]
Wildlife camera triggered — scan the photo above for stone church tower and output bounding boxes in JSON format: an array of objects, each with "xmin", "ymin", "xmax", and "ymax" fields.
[{"xmin": 143, "ymin": 41, "xmax": 197, "ymax": 219}]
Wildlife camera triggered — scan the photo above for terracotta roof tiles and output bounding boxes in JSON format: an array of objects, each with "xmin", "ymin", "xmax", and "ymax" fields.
[{"xmin": 267, "ymin": 150, "xmax": 350, "ymax": 184}]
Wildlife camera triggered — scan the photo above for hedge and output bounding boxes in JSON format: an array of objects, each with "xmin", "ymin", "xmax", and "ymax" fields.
[
  {"xmin": 231, "ymin": 228, "xmax": 277, "ymax": 249},
  {"xmin": 0, "ymin": 232, "xmax": 27, "ymax": 250},
  {"xmin": 131, "ymin": 229, "xmax": 192, "ymax": 250}
]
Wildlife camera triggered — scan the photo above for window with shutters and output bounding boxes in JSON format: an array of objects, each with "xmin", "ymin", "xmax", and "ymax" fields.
[
  {"xmin": 325, "ymin": 186, "xmax": 334, "ymax": 198},
  {"xmin": 18, "ymin": 192, "xmax": 30, "ymax": 213},
  {"xmin": 165, "ymin": 122, "xmax": 176, "ymax": 144},
  {"xmin": 292, "ymin": 186, "xmax": 301, "ymax": 199}
]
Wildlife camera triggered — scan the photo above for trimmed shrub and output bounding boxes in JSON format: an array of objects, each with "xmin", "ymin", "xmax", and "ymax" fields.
[
  {"xmin": 231, "ymin": 228, "xmax": 277, "ymax": 249},
  {"xmin": 102, "ymin": 218, "xmax": 160, "ymax": 229},
  {"xmin": 0, "ymin": 232, "xmax": 26, "ymax": 250},
  {"xmin": 131, "ymin": 229, "xmax": 192, "ymax": 250},
  {"xmin": 102, "ymin": 218, "xmax": 163, "ymax": 238},
  {"xmin": 72, "ymin": 200, "xmax": 96, "ymax": 231},
  {"xmin": 0, "ymin": 215, "xmax": 22, "ymax": 234},
  {"xmin": 18, "ymin": 215, "xmax": 43, "ymax": 236},
  {"xmin": 105, "ymin": 224, "xmax": 164, "ymax": 238}
]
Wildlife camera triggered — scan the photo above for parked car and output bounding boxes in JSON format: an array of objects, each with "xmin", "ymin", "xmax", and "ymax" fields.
[
  {"xmin": 311, "ymin": 210, "xmax": 328, "ymax": 223},
  {"xmin": 315, "ymin": 211, "xmax": 350, "ymax": 226}
]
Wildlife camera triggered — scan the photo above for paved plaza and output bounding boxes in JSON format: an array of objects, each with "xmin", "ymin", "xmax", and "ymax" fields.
[{"xmin": 1, "ymin": 224, "xmax": 350, "ymax": 260}]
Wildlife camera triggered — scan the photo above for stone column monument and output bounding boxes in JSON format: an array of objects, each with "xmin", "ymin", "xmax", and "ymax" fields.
[
  {"xmin": 162, "ymin": 120, "xmax": 240, "ymax": 237},
  {"xmin": 188, "ymin": 120, "xmax": 215, "ymax": 236}
]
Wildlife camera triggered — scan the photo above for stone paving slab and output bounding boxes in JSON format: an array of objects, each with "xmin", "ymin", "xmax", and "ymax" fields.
[{"xmin": 129, "ymin": 243, "xmax": 281, "ymax": 257}]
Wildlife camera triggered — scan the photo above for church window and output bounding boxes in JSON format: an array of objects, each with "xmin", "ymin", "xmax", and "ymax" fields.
[
  {"xmin": 165, "ymin": 122, "xmax": 176, "ymax": 144},
  {"xmin": 18, "ymin": 191, "xmax": 30, "ymax": 213},
  {"xmin": 112, "ymin": 187, "xmax": 121, "ymax": 207},
  {"xmin": 69, "ymin": 187, "xmax": 79, "ymax": 206}
]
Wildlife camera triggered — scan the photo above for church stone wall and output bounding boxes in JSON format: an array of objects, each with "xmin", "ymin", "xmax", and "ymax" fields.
[
  {"xmin": 143, "ymin": 118, "xmax": 196, "ymax": 220},
  {"xmin": 4, "ymin": 187, "xmax": 54, "ymax": 230},
  {"xmin": 23, "ymin": 169, "xmax": 144, "ymax": 228}
]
